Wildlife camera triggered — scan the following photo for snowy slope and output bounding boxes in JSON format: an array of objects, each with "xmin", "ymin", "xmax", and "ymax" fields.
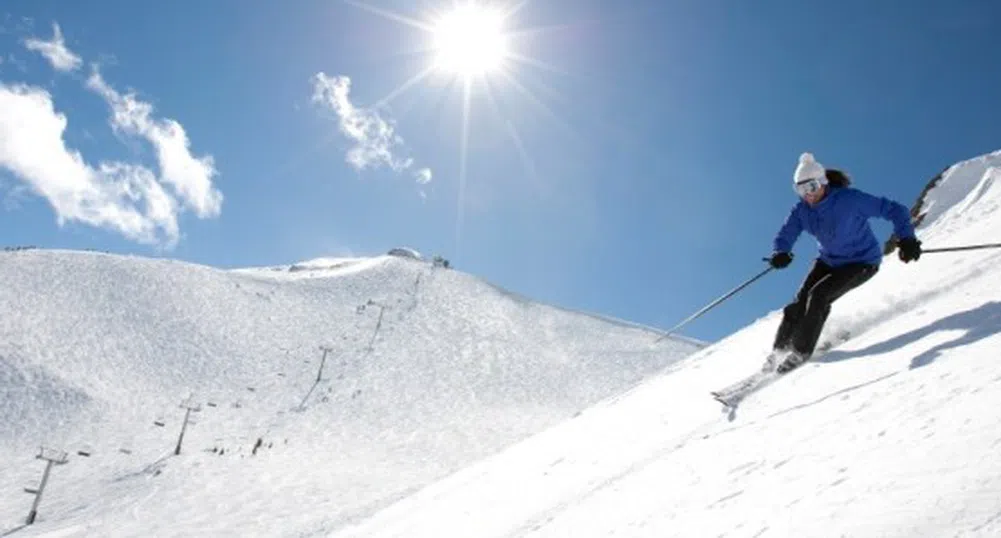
[
  {"xmin": 0, "ymin": 250, "xmax": 700, "ymax": 536},
  {"xmin": 334, "ymin": 149, "xmax": 1001, "ymax": 538},
  {"xmin": 911, "ymin": 149, "xmax": 1001, "ymax": 232}
]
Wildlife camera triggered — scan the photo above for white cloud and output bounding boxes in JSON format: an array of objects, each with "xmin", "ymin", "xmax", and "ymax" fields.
[
  {"xmin": 0, "ymin": 173, "xmax": 32, "ymax": 211},
  {"xmin": 311, "ymin": 72, "xmax": 432, "ymax": 184},
  {"xmin": 415, "ymin": 168, "xmax": 432, "ymax": 201},
  {"xmin": 1, "ymin": 23, "xmax": 222, "ymax": 247},
  {"xmin": 0, "ymin": 83, "xmax": 180, "ymax": 245},
  {"xmin": 24, "ymin": 23, "xmax": 82, "ymax": 72},
  {"xmin": 87, "ymin": 71, "xmax": 222, "ymax": 218}
]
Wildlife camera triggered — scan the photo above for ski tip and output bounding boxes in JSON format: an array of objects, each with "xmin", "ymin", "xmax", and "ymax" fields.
[{"xmin": 711, "ymin": 394, "xmax": 734, "ymax": 407}]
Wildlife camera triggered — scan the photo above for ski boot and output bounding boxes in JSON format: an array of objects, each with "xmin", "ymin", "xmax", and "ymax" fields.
[
  {"xmin": 776, "ymin": 350, "xmax": 810, "ymax": 374},
  {"xmin": 761, "ymin": 348, "xmax": 790, "ymax": 372}
]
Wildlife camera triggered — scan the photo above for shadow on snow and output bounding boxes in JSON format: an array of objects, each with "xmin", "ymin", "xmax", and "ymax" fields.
[{"xmin": 817, "ymin": 301, "xmax": 1001, "ymax": 369}]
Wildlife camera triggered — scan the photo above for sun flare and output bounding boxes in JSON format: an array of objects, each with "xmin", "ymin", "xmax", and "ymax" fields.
[
  {"xmin": 345, "ymin": 0, "xmax": 565, "ymax": 254},
  {"xmin": 431, "ymin": 5, "xmax": 509, "ymax": 77}
]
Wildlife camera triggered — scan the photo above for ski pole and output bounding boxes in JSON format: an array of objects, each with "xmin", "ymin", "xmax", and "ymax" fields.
[
  {"xmin": 920, "ymin": 242, "xmax": 1001, "ymax": 254},
  {"xmin": 654, "ymin": 265, "xmax": 774, "ymax": 343}
]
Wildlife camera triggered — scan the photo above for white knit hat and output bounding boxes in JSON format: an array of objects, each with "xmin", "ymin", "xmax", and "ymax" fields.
[{"xmin": 793, "ymin": 152, "xmax": 827, "ymax": 184}]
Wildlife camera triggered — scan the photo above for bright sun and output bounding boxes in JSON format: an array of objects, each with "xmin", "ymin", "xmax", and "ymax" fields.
[
  {"xmin": 431, "ymin": 5, "xmax": 509, "ymax": 77},
  {"xmin": 345, "ymin": 0, "xmax": 561, "ymax": 252}
]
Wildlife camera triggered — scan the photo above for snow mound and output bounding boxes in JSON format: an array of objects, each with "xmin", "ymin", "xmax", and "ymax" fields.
[
  {"xmin": 232, "ymin": 256, "xmax": 388, "ymax": 280},
  {"xmin": 912, "ymin": 149, "xmax": 1001, "ymax": 233},
  {"xmin": 0, "ymin": 248, "xmax": 700, "ymax": 536},
  {"xmin": 387, "ymin": 247, "xmax": 423, "ymax": 260},
  {"xmin": 0, "ymin": 351, "xmax": 93, "ymax": 440}
]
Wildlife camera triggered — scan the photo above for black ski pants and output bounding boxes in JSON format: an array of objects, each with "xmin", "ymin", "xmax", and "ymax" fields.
[{"xmin": 772, "ymin": 259, "xmax": 878, "ymax": 357}]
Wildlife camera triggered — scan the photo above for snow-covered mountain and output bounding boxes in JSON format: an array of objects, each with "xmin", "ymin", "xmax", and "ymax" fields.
[
  {"xmin": 331, "ymin": 148, "xmax": 1001, "ymax": 538},
  {"xmin": 0, "ymin": 246, "xmax": 701, "ymax": 536},
  {"xmin": 6, "ymin": 148, "xmax": 1001, "ymax": 538}
]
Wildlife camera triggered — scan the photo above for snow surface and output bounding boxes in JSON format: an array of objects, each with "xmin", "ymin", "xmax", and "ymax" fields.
[
  {"xmin": 5, "ymin": 148, "xmax": 1001, "ymax": 537},
  {"xmin": 331, "ymin": 149, "xmax": 1001, "ymax": 538},
  {"xmin": 913, "ymin": 149, "xmax": 1001, "ymax": 231},
  {"xmin": 232, "ymin": 255, "xmax": 388, "ymax": 280},
  {"xmin": 0, "ymin": 249, "xmax": 699, "ymax": 536}
]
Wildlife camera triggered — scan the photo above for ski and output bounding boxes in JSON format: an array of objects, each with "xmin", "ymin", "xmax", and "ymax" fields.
[
  {"xmin": 709, "ymin": 349, "xmax": 791, "ymax": 410},
  {"xmin": 711, "ymin": 370, "xmax": 781, "ymax": 409},
  {"xmin": 710, "ymin": 328, "xmax": 853, "ymax": 413},
  {"xmin": 709, "ymin": 347, "xmax": 820, "ymax": 410}
]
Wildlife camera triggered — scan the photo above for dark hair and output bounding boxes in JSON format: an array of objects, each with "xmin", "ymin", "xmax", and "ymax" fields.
[{"xmin": 825, "ymin": 169, "xmax": 851, "ymax": 188}]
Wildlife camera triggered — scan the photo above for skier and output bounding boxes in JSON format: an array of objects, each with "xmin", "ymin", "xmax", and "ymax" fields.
[{"xmin": 765, "ymin": 152, "xmax": 922, "ymax": 373}]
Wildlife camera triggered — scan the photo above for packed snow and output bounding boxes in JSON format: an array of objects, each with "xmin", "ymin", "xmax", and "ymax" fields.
[
  {"xmin": 4, "ymin": 148, "xmax": 1001, "ymax": 537},
  {"xmin": 0, "ymin": 248, "xmax": 699, "ymax": 536}
]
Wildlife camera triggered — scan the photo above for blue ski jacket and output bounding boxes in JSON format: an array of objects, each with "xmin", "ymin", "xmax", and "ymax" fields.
[{"xmin": 773, "ymin": 186, "xmax": 916, "ymax": 267}]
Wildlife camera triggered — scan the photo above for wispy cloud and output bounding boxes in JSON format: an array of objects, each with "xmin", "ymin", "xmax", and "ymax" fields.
[
  {"xmin": 4, "ymin": 53, "xmax": 28, "ymax": 73},
  {"xmin": 415, "ymin": 168, "xmax": 432, "ymax": 200},
  {"xmin": 0, "ymin": 84, "xmax": 180, "ymax": 245},
  {"xmin": 0, "ymin": 21, "xmax": 223, "ymax": 247},
  {"xmin": 0, "ymin": 14, "xmax": 36, "ymax": 37},
  {"xmin": 87, "ymin": 71, "xmax": 222, "ymax": 218},
  {"xmin": 23, "ymin": 23, "xmax": 81, "ymax": 72},
  {"xmin": 311, "ymin": 72, "xmax": 432, "ymax": 188}
]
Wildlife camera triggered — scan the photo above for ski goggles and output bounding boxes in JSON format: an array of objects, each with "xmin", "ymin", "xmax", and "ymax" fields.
[{"xmin": 794, "ymin": 177, "xmax": 824, "ymax": 197}]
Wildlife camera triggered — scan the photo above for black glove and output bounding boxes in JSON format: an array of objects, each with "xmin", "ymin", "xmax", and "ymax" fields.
[
  {"xmin": 898, "ymin": 237, "xmax": 922, "ymax": 263},
  {"xmin": 769, "ymin": 252, "xmax": 793, "ymax": 269}
]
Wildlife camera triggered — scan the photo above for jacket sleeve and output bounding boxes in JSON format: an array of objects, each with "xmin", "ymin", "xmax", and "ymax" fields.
[
  {"xmin": 850, "ymin": 189, "xmax": 917, "ymax": 239},
  {"xmin": 772, "ymin": 204, "xmax": 803, "ymax": 253}
]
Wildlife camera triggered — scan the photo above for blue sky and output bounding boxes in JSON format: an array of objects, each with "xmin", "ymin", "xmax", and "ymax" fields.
[{"xmin": 2, "ymin": 0, "xmax": 1001, "ymax": 342}]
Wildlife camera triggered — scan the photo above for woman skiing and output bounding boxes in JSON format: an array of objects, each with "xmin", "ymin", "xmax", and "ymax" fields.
[{"xmin": 766, "ymin": 152, "xmax": 922, "ymax": 373}]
